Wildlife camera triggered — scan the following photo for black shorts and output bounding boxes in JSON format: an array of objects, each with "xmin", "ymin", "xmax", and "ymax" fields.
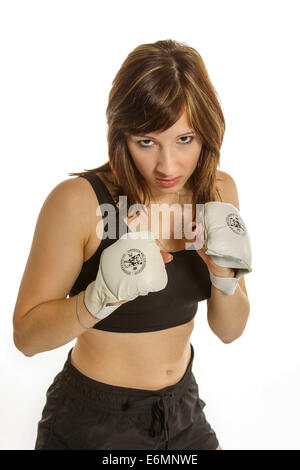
[{"xmin": 34, "ymin": 343, "xmax": 219, "ymax": 450}]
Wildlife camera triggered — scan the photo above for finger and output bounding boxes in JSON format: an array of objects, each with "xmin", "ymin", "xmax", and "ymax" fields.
[
  {"xmin": 160, "ymin": 251, "xmax": 173, "ymax": 263},
  {"xmin": 106, "ymin": 300, "xmax": 128, "ymax": 306},
  {"xmin": 196, "ymin": 246, "xmax": 208, "ymax": 262}
]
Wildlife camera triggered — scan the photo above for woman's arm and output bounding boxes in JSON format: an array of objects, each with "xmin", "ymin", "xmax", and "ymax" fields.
[
  {"xmin": 13, "ymin": 177, "xmax": 101, "ymax": 357},
  {"xmin": 206, "ymin": 171, "xmax": 251, "ymax": 343},
  {"xmin": 207, "ymin": 279, "xmax": 250, "ymax": 343},
  {"xmin": 14, "ymin": 291, "xmax": 99, "ymax": 357}
]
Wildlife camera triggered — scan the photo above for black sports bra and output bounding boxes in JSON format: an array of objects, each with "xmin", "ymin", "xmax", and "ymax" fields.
[{"xmin": 68, "ymin": 172, "xmax": 211, "ymax": 332}]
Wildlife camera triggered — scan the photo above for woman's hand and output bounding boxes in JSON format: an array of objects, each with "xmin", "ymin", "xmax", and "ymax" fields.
[
  {"xmin": 192, "ymin": 223, "xmax": 236, "ymax": 278},
  {"xmin": 196, "ymin": 246, "xmax": 236, "ymax": 278}
]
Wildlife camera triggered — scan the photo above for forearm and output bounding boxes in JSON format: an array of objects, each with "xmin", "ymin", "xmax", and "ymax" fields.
[
  {"xmin": 207, "ymin": 282, "xmax": 250, "ymax": 343},
  {"xmin": 13, "ymin": 291, "xmax": 99, "ymax": 357}
]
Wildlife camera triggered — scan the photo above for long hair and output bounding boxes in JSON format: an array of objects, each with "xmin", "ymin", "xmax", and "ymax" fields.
[{"xmin": 69, "ymin": 39, "xmax": 225, "ymax": 219}]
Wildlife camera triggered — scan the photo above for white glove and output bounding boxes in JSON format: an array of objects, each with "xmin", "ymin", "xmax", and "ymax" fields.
[
  {"xmin": 84, "ymin": 231, "xmax": 168, "ymax": 319},
  {"xmin": 203, "ymin": 202, "xmax": 252, "ymax": 295}
]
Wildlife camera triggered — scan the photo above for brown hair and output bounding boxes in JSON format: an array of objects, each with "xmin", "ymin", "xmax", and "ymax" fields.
[{"xmin": 69, "ymin": 39, "xmax": 225, "ymax": 219}]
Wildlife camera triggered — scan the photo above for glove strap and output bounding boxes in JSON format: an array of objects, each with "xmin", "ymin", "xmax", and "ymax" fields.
[
  {"xmin": 82, "ymin": 287, "xmax": 122, "ymax": 320},
  {"xmin": 209, "ymin": 271, "xmax": 239, "ymax": 296},
  {"xmin": 93, "ymin": 303, "xmax": 122, "ymax": 320}
]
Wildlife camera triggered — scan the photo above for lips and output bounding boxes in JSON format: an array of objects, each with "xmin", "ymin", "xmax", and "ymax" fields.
[
  {"xmin": 155, "ymin": 176, "xmax": 181, "ymax": 187},
  {"xmin": 156, "ymin": 177, "xmax": 180, "ymax": 182}
]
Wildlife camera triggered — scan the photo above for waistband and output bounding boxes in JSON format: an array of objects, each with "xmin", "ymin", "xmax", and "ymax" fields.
[{"xmin": 60, "ymin": 343, "xmax": 195, "ymax": 450}]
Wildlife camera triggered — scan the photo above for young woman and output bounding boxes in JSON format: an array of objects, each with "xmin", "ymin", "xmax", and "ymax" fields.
[{"xmin": 13, "ymin": 39, "xmax": 251, "ymax": 450}]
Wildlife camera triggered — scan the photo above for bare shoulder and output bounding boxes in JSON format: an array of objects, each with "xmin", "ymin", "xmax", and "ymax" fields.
[
  {"xmin": 48, "ymin": 176, "xmax": 98, "ymax": 242},
  {"xmin": 62, "ymin": 174, "xmax": 105, "ymax": 210},
  {"xmin": 49, "ymin": 176, "xmax": 92, "ymax": 203},
  {"xmin": 215, "ymin": 170, "xmax": 240, "ymax": 210},
  {"xmin": 54, "ymin": 175, "xmax": 95, "ymax": 201}
]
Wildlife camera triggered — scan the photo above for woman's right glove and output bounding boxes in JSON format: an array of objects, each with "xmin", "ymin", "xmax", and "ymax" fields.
[{"xmin": 83, "ymin": 231, "xmax": 168, "ymax": 320}]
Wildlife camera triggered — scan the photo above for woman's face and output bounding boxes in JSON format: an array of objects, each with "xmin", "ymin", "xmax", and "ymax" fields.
[{"xmin": 126, "ymin": 109, "xmax": 202, "ymax": 202}]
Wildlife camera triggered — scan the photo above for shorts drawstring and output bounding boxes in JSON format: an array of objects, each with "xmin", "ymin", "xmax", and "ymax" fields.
[
  {"xmin": 123, "ymin": 392, "xmax": 175, "ymax": 450},
  {"xmin": 149, "ymin": 396, "xmax": 169, "ymax": 449}
]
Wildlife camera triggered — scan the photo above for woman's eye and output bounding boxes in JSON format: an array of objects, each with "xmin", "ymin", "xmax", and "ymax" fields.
[
  {"xmin": 137, "ymin": 135, "xmax": 194, "ymax": 147},
  {"xmin": 179, "ymin": 135, "xmax": 194, "ymax": 144},
  {"xmin": 137, "ymin": 139, "xmax": 153, "ymax": 147}
]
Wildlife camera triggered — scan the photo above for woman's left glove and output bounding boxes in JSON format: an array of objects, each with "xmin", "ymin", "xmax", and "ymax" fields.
[{"xmin": 196, "ymin": 202, "xmax": 252, "ymax": 295}]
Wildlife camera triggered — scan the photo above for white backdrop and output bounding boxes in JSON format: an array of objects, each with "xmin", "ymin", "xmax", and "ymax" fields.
[{"xmin": 1, "ymin": 0, "xmax": 299, "ymax": 450}]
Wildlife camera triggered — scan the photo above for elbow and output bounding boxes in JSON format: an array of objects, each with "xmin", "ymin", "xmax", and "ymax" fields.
[
  {"xmin": 213, "ymin": 303, "xmax": 250, "ymax": 345},
  {"xmin": 220, "ymin": 311, "xmax": 250, "ymax": 344},
  {"xmin": 13, "ymin": 329, "xmax": 36, "ymax": 357},
  {"xmin": 220, "ymin": 332, "xmax": 243, "ymax": 344},
  {"xmin": 220, "ymin": 323, "xmax": 249, "ymax": 344},
  {"xmin": 221, "ymin": 336, "xmax": 237, "ymax": 344}
]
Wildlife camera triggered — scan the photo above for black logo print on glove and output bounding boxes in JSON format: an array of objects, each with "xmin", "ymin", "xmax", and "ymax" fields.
[
  {"xmin": 121, "ymin": 249, "xmax": 146, "ymax": 275},
  {"xmin": 226, "ymin": 213, "xmax": 246, "ymax": 236}
]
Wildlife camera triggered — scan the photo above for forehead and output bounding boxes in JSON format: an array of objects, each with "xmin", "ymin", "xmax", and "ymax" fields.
[
  {"xmin": 147, "ymin": 109, "xmax": 192, "ymax": 137},
  {"xmin": 126, "ymin": 109, "xmax": 193, "ymax": 139}
]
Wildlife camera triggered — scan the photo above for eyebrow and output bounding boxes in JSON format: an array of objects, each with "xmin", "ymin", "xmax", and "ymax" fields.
[{"xmin": 133, "ymin": 130, "xmax": 195, "ymax": 139}]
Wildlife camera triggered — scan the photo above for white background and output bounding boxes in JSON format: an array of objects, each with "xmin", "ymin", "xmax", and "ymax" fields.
[{"xmin": 1, "ymin": 0, "xmax": 299, "ymax": 450}]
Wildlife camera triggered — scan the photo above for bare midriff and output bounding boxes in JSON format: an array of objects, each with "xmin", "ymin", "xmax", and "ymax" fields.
[{"xmin": 71, "ymin": 320, "xmax": 194, "ymax": 390}]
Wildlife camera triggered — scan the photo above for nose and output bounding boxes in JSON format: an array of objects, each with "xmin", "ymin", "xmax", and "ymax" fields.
[{"xmin": 155, "ymin": 147, "xmax": 178, "ymax": 178}]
